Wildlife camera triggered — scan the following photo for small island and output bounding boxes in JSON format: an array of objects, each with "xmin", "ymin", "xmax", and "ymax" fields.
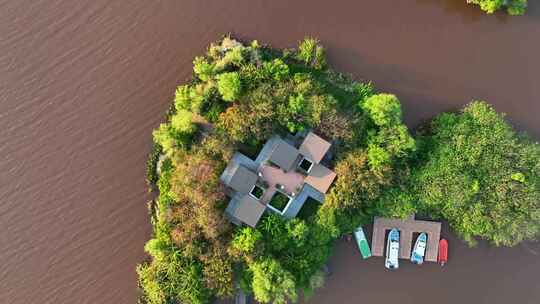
[
  {"xmin": 467, "ymin": 0, "xmax": 528, "ymax": 15},
  {"xmin": 138, "ymin": 37, "xmax": 540, "ymax": 304}
]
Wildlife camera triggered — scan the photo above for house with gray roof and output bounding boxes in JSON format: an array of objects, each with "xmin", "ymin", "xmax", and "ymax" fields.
[{"xmin": 220, "ymin": 131, "xmax": 337, "ymax": 227}]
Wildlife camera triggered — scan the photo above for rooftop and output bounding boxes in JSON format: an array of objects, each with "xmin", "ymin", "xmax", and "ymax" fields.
[
  {"xmin": 221, "ymin": 132, "xmax": 336, "ymax": 227},
  {"xmin": 268, "ymin": 139, "xmax": 300, "ymax": 172},
  {"xmin": 299, "ymin": 132, "xmax": 332, "ymax": 163},
  {"xmin": 228, "ymin": 165, "xmax": 258, "ymax": 194},
  {"xmin": 305, "ymin": 163, "xmax": 337, "ymax": 194},
  {"xmin": 230, "ymin": 195, "xmax": 267, "ymax": 228}
]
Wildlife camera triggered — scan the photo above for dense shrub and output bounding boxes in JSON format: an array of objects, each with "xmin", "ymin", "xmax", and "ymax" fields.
[
  {"xmin": 362, "ymin": 93, "xmax": 415, "ymax": 170},
  {"xmin": 318, "ymin": 148, "xmax": 405, "ymax": 235},
  {"xmin": 152, "ymin": 110, "xmax": 196, "ymax": 156},
  {"xmin": 146, "ymin": 143, "xmax": 162, "ymax": 186},
  {"xmin": 250, "ymin": 258, "xmax": 297, "ymax": 304},
  {"xmin": 262, "ymin": 58, "xmax": 290, "ymax": 81},
  {"xmin": 217, "ymin": 72, "xmax": 242, "ymax": 101},
  {"xmin": 466, "ymin": 0, "xmax": 527, "ymax": 15},
  {"xmin": 193, "ymin": 56, "xmax": 215, "ymax": 81},
  {"xmin": 137, "ymin": 251, "xmax": 211, "ymax": 304},
  {"xmin": 413, "ymin": 101, "xmax": 540, "ymax": 246},
  {"xmin": 296, "ymin": 37, "xmax": 326, "ymax": 69},
  {"xmin": 361, "ymin": 93, "xmax": 402, "ymax": 127},
  {"xmin": 230, "ymin": 227, "xmax": 263, "ymax": 258}
]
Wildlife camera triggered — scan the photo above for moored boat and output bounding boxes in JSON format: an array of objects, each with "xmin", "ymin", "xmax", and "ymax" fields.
[
  {"xmin": 385, "ymin": 228, "xmax": 400, "ymax": 269},
  {"xmin": 354, "ymin": 226, "xmax": 372, "ymax": 259},
  {"xmin": 410, "ymin": 232, "xmax": 427, "ymax": 265},
  {"xmin": 438, "ymin": 238, "xmax": 448, "ymax": 266}
]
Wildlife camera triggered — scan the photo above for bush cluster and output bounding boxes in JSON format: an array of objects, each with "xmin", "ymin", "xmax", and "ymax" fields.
[
  {"xmin": 412, "ymin": 101, "xmax": 540, "ymax": 246},
  {"xmin": 466, "ymin": 0, "xmax": 527, "ymax": 15}
]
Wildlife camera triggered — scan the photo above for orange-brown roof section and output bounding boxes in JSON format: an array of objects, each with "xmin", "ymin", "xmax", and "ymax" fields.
[
  {"xmin": 299, "ymin": 132, "xmax": 331, "ymax": 163},
  {"xmin": 304, "ymin": 163, "xmax": 336, "ymax": 194}
]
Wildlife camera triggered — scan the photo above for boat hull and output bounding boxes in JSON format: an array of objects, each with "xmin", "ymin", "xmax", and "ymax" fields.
[
  {"xmin": 354, "ymin": 227, "xmax": 372, "ymax": 259},
  {"xmin": 411, "ymin": 232, "xmax": 427, "ymax": 265},
  {"xmin": 385, "ymin": 228, "xmax": 400, "ymax": 270},
  {"xmin": 438, "ymin": 239, "xmax": 448, "ymax": 266}
]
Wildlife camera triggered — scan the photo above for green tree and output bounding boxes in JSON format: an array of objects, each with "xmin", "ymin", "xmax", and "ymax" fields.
[
  {"xmin": 368, "ymin": 124, "xmax": 416, "ymax": 161},
  {"xmin": 175, "ymin": 85, "xmax": 204, "ymax": 113},
  {"xmin": 217, "ymin": 72, "xmax": 242, "ymax": 101},
  {"xmin": 215, "ymin": 44, "xmax": 245, "ymax": 71},
  {"xmin": 413, "ymin": 101, "xmax": 540, "ymax": 246},
  {"xmin": 262, "ymin": 58, "xmax": 290, "ymax": 81},
  {"xmin": 137, "ymin": 263, "xmax": 165, "ymax": 304},
  {"xmin": 361, "ymin": 93, "xmax": 402, "ymax": 127},
  {"xmin": 362, "ymin": 94, "xmax": 415, "ymax": 170},
  {"xmin": 152, "ymin": 110, "xmax": 196, "ymax": 157},
  {"xmin": 137, "ymin": 250, "xmax": 211, "ymax": 304},
  {"xmin": 171, "ymin": 109, "xmax": 196, "ymax": 134},
  {"xmin": 317, "ymin": 149, "xmax": 398, "ymax": 237},
  {"xmin": 152, "ymin": 124, "xmax": 175, "ymax": 156},
  {"xmin": 230, "ymin": 227, "xmax": 263, "ymax": 257},
  {"xmin": 193, "ymin": 56, "xmax": 215, "ymax": 81},
  {"xmin": 467, "ymin": 0, "xmax": 527, "ymax": 15},
  {"xmin": 250, "ymin": 258, "xmax": 297, "ymax": 304},
  {"xmin": 285, "ymin": 94, "xmax": 308, "ymax": 132},
  {"xmin": 355, "ymin": 82, "xmax": 376, "ymax": 104},
  {"xmin": 367, "ymin": 144, "xmax": 391, "ymax": 168},
  {"xmin": 296, "ymin": 37, "xmax": 326, "ymax": 69}
]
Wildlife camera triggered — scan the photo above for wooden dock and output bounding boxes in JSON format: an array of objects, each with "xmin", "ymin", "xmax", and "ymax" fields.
[{"xmin": 371, "ymin": 215, "xmax": 441, "ymax": 262}]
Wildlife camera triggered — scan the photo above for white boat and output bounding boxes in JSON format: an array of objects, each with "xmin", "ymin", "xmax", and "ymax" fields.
[
  {"xmin": 385, "ymin": 228, "xmax": 400, "ymax": 270},
  {"xmin": 411, "ymin": 232, "xmax": 427, "ymax": 265}
]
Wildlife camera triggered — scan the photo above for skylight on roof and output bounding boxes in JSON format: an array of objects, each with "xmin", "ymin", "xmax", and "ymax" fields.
[{"xmin": 299, "ymin": 157, "xmax": 313, "ymax": 173}]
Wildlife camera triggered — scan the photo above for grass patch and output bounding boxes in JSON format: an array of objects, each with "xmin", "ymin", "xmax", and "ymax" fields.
[
  {"xmin": 250, "ymin": 185, "xmax": 265, "ymax": 200},
  {"xmin": 269, "ymin": 191, "xmax": 291, "ymax": 213}
]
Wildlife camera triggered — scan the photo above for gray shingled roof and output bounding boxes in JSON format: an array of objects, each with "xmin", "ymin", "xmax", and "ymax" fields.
[
  {"xmin": 232, "ymin": 195, "xmax": 267, "ymax": 227},
  {"xmin": 299, "ymin": 132, "xmax": 331, "ymax": 163},
  {"xmin": 268, "ymin": 139, "xmax": 300, "ymax": 172},
  {"xmin": 228, "ymin": 165, "xmax": 258, "ymax": 194}
]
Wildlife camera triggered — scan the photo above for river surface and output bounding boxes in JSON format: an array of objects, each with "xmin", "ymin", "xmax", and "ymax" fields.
[{"xmin": 1, "ymin": 1, "xmax": 539, "ymax": 303}]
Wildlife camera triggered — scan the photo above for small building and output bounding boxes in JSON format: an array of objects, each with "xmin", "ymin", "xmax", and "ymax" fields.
[{"xmin": 220, "ymin": 131, "xmax": 337, "ymax": 227}]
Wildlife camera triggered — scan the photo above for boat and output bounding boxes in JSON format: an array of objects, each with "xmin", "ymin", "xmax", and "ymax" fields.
[
  {"xmin": 438, "ymin": 238, "xmax": 448, "ymax": 266},
  {"xmin": 354, "ymin": 226, "xmax": 372, "ymax": 259},
  {"xmin": 385, "ymin": 228, "xmax": 400, "ymax": 270},
  {"xmin": 410, "ymin": 232, "xmax": 427, "ymax": 265}
]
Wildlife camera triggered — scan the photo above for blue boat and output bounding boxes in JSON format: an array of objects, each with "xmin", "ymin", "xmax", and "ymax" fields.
[
  {"xmin": 385, "ymin": 228, "xmax": 400, "ymax": 270},
  {"xmin": 411, "ymin": 232, "xmax": 427, "ymax": 265}
]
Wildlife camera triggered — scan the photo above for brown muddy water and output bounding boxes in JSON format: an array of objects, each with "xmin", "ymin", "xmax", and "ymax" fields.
[{"xmin": 1, "ymin": 0, "xmax": 539, "ymax": 304}]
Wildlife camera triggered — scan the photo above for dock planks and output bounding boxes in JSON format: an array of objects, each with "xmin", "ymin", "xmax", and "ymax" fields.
[{"xmin": 371, "ymin": 215, "xmax": 441, "ymax": 262}]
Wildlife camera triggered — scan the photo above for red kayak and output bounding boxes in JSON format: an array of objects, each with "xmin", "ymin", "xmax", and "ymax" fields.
[{"xmin": 438, "ymin": 239, "xmax": 448, "ymax": 266}]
